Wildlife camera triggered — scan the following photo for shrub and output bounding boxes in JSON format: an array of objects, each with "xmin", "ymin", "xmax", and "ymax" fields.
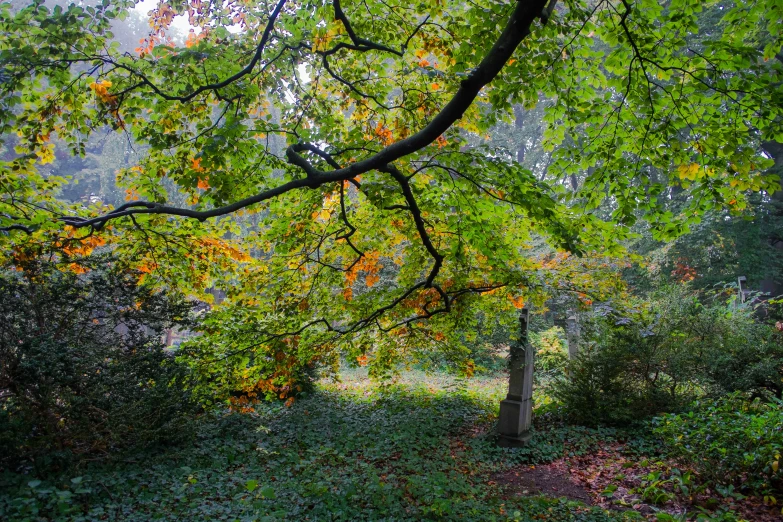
[
  {"xmin": 529, "ymin": 326, "xmax": 568, "ymax": 378},
  {"xmin": 177, "ymin": 300, "xmax": 324, "ymax": 408},
  {"xmin": 548, "ymin": 337, "xmax": 643, "ymax": 426},
  {"xmin": 654, "ymin": 394, "xmax": 783, "ymax": 495},
  {"xmin": 0, "ymin": 251, "xmax": 196, "ymax": 468},
  {"xmin": 699, "ymin": 306, "xmax": 783, "ymax": 399},
  {"xmin": 551, "ymin": 285, "xmax": 781, "ymax": 425}
]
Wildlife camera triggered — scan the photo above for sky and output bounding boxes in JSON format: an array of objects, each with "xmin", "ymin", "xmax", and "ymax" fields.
[
  {"xmin": 133, "ymin": 0, "xmax": 192, "ymax": 32},
  {"xmin": 132, "ymin": 0, "xmax": 243, "ymax": 35}
]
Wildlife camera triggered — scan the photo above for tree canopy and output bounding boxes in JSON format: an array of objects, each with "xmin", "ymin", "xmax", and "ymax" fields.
[{"xmin": 1, "ymin": 0, "xmax": 781, "ymax": 389}]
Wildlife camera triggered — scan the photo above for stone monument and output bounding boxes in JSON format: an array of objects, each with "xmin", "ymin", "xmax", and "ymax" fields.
[
  {"xmin": 566, "ymin": 309, "xmax": 580, "ymax": 359},
  {"xmin": 498, "ymin": 308, "xmax": 534, "ymax": 447},
  {"xmin": 737, "ymin": 275, "xmax": 749, "ymax": 304}
]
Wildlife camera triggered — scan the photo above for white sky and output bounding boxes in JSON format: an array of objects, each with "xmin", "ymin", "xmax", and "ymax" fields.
[
  {"xmin": 132, "ymin": 0, "xmax": 244, "ymax": 35},
  {"xmin": 130, "ymin": 0, "xmax": 308, "ymax": 86}
]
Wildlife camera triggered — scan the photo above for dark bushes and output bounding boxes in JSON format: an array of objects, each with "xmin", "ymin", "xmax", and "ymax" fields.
[
  {"xmin": 0, "ymin": 253, "xmax": 196, "ymax": 468},
  {"xmin": 654, "ymin": 394, "xmax": 783, "ymax": 494},
  {"xmin": 551, "ymin": 286, "xmax": 782, "ymax": 425}
]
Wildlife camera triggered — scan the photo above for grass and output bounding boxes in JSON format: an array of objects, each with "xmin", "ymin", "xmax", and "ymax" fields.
[{"xmin": 0, "ymin": 370, "xmax": 643, "ymax": 521}]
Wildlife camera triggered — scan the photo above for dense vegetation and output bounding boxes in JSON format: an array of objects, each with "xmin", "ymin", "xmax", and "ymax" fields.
[
  {"xmin": 2, "ymin": 371, "xmax": 783, "ymax": 521},
  {"xmin": 0, "ymin": 250, "xmax": 196, "ymax": 468},
  {"xmin": 1, "ymin": 0, "xmax": 782, "ymax": 520}
]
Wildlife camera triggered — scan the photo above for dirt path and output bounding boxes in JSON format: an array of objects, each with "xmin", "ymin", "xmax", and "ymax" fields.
[
  {"xmin": 492, "ymin": 463, "xmax": 593, "ymax": 505},
  {"xmin": 490, "ymin": 444, "xmax": 782, "ymax": 521}
]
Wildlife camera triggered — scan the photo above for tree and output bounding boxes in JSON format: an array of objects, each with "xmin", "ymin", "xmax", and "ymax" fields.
[{"xmin": 0, "ymin": 0, "xmax": 781, "ymax": 392}]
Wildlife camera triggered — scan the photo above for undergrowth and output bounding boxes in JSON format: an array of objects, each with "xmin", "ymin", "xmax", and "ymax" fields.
[{"xmin": 1, "ymin": 371, "xmax": 639, "ymax": 521}]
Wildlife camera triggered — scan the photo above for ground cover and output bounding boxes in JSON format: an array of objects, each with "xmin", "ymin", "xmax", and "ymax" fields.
[{"xmin": 0, "ymin": 371, "xmax": 773, "ymax": 521}]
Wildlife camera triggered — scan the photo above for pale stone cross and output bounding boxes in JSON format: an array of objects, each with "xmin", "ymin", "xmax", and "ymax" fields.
[{"xmin": 498, "ymin": 308, "xmax": 534, "ymax": 446}]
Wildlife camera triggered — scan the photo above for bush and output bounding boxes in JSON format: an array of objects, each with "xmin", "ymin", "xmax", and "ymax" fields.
[
  {"xmin": 699, "ymin": 306, "xmax": 783, "ymax": 399},
  {"xmin": 548, "ymin": 339, "xmax": 644, "ymax": 426},
  {"xmin": 551, "ymin": 285, "xmax": 781, "ymax": 425},
  {"xmin": 177, "ymin": 300, "xmax": 324, "ymax": 408},
  {"xmin": 0, "ymin": 251, "xmax": 197, "ymax": 468},
  {"xmin": 529, "ymin": 326, "xmax": 568, "ymax": 378},
  {"xmin": 654, "ymin": 394, "xmax": 783, "ymax": 495},
  {"xmin": 551, "ymin": 300, "xmax": 698, "ymax": 425}
]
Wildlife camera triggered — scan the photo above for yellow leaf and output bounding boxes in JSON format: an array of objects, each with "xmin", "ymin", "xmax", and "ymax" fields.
[{"xmin": 676, "ymin": 163, "xmax": 700, "ymax": 181}]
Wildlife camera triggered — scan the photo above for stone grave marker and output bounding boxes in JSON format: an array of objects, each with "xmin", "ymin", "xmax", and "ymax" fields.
[
  {"xmin": 498, "ymin": 308, "xmax": 534, "ymax": 447},
  {"xmin": 738, "ymin": 275, "xmax": 749, "ymax": 304},
  {"xmin": 566, "ymin": 309, "xmax": 580, "ymax": 359}
]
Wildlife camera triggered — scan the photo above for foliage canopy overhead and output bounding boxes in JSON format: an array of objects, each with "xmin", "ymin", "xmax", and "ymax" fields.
[{"xmin": 1, "ymin": 0, "xmax": 781, "ymax": 383}]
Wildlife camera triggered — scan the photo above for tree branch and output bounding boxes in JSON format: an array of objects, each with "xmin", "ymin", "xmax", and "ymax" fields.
[
  {"xmin": 65, "ymin": 0, "xmax": 550, "ymax": 229},
  {"xmin": 332, "ymin": 0, "xmax": 402, "ymax": 56},
  {"xmin": 111, "ymin": 0, "xmax": 287, "ymax": 103}
]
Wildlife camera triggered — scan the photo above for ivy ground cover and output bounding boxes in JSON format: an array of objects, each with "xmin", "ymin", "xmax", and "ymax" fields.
[{"xmin": 1, "ymin": 370, "xmax": 639, "ymax": 521}]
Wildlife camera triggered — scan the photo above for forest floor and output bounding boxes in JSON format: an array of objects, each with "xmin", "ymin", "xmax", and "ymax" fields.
[{"xmin": 1, "ymin": 370, "xmax": 778, "ymax": 521}]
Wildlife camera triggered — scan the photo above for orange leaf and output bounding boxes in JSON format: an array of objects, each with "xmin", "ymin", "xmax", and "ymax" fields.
[
  {"xmin": 68, "ymin": 263, "xmax": 89, "ymax": 274},
  {"xmin": 197, "ymin": 177, "xmax": 209, "ymax": 190},
  {"xmin": 191, "ymin": 157, "xmax": 205, "ymax": 171},
  {"xmin": 365, "ymin": 273, "xmax": 380, "ymax": 288},
  {"xmin": 509, "ymin": 295, "xmax": 525, "ymax": 309}
]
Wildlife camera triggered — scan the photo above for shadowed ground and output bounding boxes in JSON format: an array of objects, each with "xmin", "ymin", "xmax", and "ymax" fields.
[{"xmin": 5, "ymin": 371, "xmax": 775, "ymax": 520}]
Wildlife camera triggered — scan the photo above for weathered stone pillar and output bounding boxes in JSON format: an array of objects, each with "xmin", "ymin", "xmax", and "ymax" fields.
[
  {"xmin": 737, "ymin": 276, "xmax": 748, "ymax": 304},
  {"xmin": 566, "ymin": 310, "xmax": 580, "ymax": 359},
  {"xmin": 498, "ymin": 308, "xmax": 534, "ymax": 447}
]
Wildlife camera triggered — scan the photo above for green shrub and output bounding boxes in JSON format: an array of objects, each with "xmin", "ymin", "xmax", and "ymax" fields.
[
  {"xmin": 699, "ymin": 306, "xmax": 783, "ymax": 399},
  {"xmin": 654, "ymin": 394, "xmax": 783, "ymax": 494},
  {"xmin": 549, "ymin": 339, "xmax": 644, "ymax": 426},
  {"xmin": 530, "ymin": 326, "xmax": 568, "ymax": 378},
  {"xmin": 0, "ymin": 252, "xmax": 197, "ymax": 468},
  {"xmin": 551, "ymin": 285, "xmax": 781, "ymax": 425}
]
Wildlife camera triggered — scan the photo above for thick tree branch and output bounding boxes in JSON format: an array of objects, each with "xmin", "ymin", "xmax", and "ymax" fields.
[
  {"xmin": 0, "ymin": 224, "xmax": 33, "ymax": 234},
  {"xmin": 65, "ymin": 0, "xmax": 550, "ymax": 230},
  {"xmin": 382, "ymin": 164, "xmax": 443, "ymax": 288},
  {"xmin": 112, "ymin": 0, "xmax": 287, "ymax": 103}
]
